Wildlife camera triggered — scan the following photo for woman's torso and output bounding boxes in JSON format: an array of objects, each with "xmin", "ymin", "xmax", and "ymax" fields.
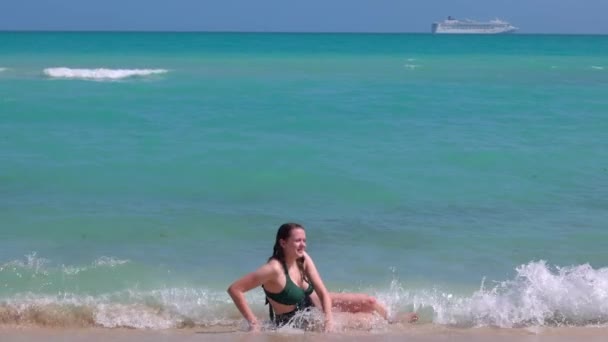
[{"xmin": 263, "ymin": 259, "xmax": 314, "ymax": 315}]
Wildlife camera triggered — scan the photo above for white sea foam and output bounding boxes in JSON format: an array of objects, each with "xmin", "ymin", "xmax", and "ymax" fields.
[
  {"xmin": 0, "ymin": 288, "xmax": 237, "ymax": 329},
  {"xmin": 380, "ymin": 261, "xmax": 608, "ymax": 328},
  {"xmin": 2, "ymin": 261, "xmax": 608, "ymax": 329},
  {"xmin": 43, "ymin": 67, "xmax": 168, "ymax": 80},
  {"xmin": 0, "ymin": 68, "xmax": 6, "ymax": 72},
  {"xmin": 404, "ymin": 64, "xmax": 420, "ymax": 69},
  {"xmin": 591, "ymin": 66, "xmax": 604, "ymax": 70},
  {"xmin": 94, "ymin": 303, "xmax": 177, "ymax": 329}
]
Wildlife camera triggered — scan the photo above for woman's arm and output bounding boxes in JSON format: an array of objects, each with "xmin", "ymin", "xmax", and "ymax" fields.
[
  {"xmin": 302, "ymin": 252, "xmax": 333, "ymax": 332},
  {"xmin": 227, "ymin": 262, "xmax": 278, "ymax": 331}
]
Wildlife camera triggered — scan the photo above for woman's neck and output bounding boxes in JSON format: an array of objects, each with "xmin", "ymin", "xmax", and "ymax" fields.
[{"xmin": 283, "ymin": 255, "xmax": 297, "ymax": 268}]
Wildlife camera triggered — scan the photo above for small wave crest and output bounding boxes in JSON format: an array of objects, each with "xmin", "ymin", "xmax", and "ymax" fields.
[
  {"xmin": 0, "ymin": 253, "xmax": 51, "ymax": 275},
  {"xmin": 0, "ymin": 68, "xmax": 6, "ymax": 72},
  {"xmin": 0, "ymin": 253, "xmax": 130, "ymax": 276},
  {"xmin": 591, "ymin": 66, "xmax": 604, "ymax": 70},
  {"xmin": 43, "ymin": 67, "xmax": 168, "ymax": 80},
  {"xmin": 404, "ymin": 64, "xmax": 420, "ymax": 70}
]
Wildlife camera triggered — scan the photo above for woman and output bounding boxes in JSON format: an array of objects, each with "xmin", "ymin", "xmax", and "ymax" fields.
[{"xmin": 227, "ymin": 222, "xmax": 417, "ymax": 332}]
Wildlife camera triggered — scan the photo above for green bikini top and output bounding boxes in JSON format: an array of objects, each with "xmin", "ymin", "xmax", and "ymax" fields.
[{"xmin": 264, "ymin": 261, "xmax": 314, "ymax": 305}]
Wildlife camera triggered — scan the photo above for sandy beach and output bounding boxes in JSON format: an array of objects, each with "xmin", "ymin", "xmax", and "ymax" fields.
[{"xmin": 3, "ymin": 325, "xmax": 608, "ymax": 342}]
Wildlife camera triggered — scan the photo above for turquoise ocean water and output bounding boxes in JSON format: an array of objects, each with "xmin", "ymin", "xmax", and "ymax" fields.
[{"xmin": 1, "ymin": 32, "xmax": 607, "ymax": 329}]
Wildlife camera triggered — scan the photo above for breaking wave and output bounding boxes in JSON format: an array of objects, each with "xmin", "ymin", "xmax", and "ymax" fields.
[
  {"xmin": 43, "ymin": 67, "xmax": 168, "ymax": 80},
  {"xmin": 0, "ymin": 260, "xmax": 607, "ymax": 330},
  {"xmin": 385, "ymin": 260, "xmax": 608, "ymax": 328},
  {"xmin": 0, "ymin": 288, "xmax": 237, "ymax": 329}
]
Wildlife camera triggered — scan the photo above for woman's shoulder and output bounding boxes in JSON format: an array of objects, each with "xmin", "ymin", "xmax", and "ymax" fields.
[
  {"xmin": 301, "ymin": 251, "xmax": 315, "ymax": 265},
  {"xmin": 266, "ymin": 257, "xmax": 283, "ymax": 271},
  {"xmin": 252, "ymin": 258, "xmax": 282, "ymax": 282}
]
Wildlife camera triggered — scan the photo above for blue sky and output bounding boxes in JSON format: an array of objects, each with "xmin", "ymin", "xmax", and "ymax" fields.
[{"xmin": 1, "ymin": 0, "xmax": 607, "ymax": 34}]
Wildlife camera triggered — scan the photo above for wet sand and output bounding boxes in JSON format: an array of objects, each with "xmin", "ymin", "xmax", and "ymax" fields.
[{"xmin": 3, "ymin": 325, "xmax": 608, "ymax": 342}]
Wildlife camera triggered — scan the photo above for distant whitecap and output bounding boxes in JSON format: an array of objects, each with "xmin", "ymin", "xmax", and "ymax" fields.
[
  {"xmin": 591, "ymin": 66, "xmax": 604, "ymax": 70},
  {"xmin": 43, "ymin": 67, "xmax": 168, "ymax": 80},
  {"xmin": 93, "ymin": 256, "xmax": 130, "ymax": 267},
  {"xmin": 404, "ymin": 64, "xmax": 420, "ymax": 69}
]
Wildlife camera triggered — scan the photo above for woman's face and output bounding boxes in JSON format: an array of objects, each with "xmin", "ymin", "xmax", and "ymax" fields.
[{"xmin": 281, "ymin": 228, "xmax": 306, "ymax": 258}]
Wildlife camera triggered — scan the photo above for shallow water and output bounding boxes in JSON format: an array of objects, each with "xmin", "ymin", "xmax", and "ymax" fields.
[{"xmin": 1, "ymin": 32, "xmax": 608, "ymax": 329}]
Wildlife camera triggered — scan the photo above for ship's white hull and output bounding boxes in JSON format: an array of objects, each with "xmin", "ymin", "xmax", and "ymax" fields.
[
  {"xmin": 431, "ymin": 18, "xmax": 518, "ymax": 34},
  {"xmin": 433, "ymin": 27, "xmax": 517, "ymax": 34}
]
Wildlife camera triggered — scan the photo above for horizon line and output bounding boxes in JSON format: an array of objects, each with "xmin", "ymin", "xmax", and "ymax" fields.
[{"xmin": 1, "ymin": 29, "xmax": 606, "ymax": 36}]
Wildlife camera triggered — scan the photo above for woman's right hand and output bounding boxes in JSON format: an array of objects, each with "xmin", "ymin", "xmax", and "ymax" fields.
[
  {"xmin": 248, "ymin": 321, "xmax": 261, "ymax": 333},
  {"xmin": 228, "ymin": 262, "xmax": 278, "ymax": 334}
]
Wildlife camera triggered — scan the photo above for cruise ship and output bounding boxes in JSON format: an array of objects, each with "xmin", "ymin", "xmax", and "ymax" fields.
[{"xmin": 432, "ymin": 16, "xmax": 518, "ymax": 34}]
